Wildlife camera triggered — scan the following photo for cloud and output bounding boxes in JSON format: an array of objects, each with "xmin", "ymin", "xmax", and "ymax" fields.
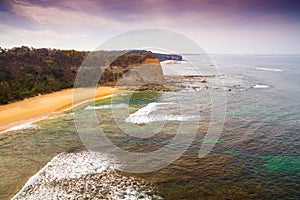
[
  {"xmin": 0, "ymin": 0, "xmax": 300, "ymax": 53},
  {"xmin": 8, "ymin": 0, "xmax": 127, "ymax": 32},
  {"xmin": 6, "ymin": 0, "xmax": 298, "ymax": 30}
]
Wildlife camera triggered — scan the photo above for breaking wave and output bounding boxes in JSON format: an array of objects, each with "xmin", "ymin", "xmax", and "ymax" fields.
[
  {"xmin": 12, "ymin": 151, "xmax": 162, "ymax": 200},
  {"xmin": 125, "ymin": 102, "xmax": 199, "ymax": 124},
  {"xmin": 255, "ymin": 67, "xmax": 283, "ymax": 72},
  {"xmin": 85, "ymin": 103, "xmax": 127, "ymax": 110},
  {"xmin": 253, "ymin": 84, "xmax": 270, "ymax": 89}
]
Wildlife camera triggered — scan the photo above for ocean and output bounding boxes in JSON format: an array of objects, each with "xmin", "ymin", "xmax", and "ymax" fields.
[{"xmin": 1, "ymin": 55, "xmax": 299, "ymax": 199}]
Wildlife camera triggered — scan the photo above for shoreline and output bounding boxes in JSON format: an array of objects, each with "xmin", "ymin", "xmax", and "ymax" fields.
[{"xmin": 0, "ymin": 86, "xmax": 120, "ymax": 133}]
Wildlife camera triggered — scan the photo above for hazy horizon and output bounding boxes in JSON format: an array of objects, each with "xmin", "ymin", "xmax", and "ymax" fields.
[{"xmin": 2, "ymin": 46, "xmax": 300, "ymax": 55}]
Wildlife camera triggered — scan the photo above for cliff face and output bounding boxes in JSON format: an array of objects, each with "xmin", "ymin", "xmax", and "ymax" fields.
[
  {"xmin": 0, "ymin": 47, "xmax": 181, "ymax": 104},
  {"xmin": 116, "ymin": 63, "xmax": 164, "ymax": 87},
  {"xmin": 100, "ymin": 51, "xmax": 164, "ymax": 86}
]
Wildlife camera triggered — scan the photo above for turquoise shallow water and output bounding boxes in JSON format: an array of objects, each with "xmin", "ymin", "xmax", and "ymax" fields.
[{"xmin": 1, "ymin": 55, "xmax": 300, "ymax": 199}]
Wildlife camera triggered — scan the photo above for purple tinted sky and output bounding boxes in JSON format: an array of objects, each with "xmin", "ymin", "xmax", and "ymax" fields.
[{"xmin": 1, "ymin": 0, "xmax": 300, "ymax": 53}]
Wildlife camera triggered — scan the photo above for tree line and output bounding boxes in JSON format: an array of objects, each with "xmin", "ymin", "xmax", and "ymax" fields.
[{"xmin": 0, "ymin": 46, "xmax": 163, "ymax": 104}]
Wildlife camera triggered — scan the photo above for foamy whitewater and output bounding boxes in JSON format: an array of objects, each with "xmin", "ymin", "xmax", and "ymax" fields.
[
  {"xmin": 0, "ymin": 117, "xmax": 47, "ymax": 134},
  {"xmin": 12, "ymin": 151, "xmax": 161, "ymax": 200},
  {"xmin": 255, "ymin": 67, "xmax": 283, "ymax": 72},
  {"xmin": 85, "ymin": 103, "xmax": 128, "ymax": 110},
  {"xmin": 2, "ymin": 122, "xmax": 38, "ymax": 132},
  {"xmin": 253, "ymin": 84, "xmax": 270, "ymax": 89},
  {"xmin": 125, "ymin": 102, "xmax": 199, "ymax": 124}
]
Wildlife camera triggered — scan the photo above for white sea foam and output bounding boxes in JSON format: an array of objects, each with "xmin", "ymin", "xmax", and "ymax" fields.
[
  {"xmin": 253, "ymin": 84, "xmax": 270, "ymax": 89},
  {"xmin": 85, "ymin": 103, "xmax": 127, "ymax": 110},
  {"xmin": 63, "ymin": 93, "xmax": 115, "ymax": 112},
  {"xmin": 255, "ymin": 67, "xmax": 283, "ymax": 72},
  {"xmin": 12, "ymin": 152, "xmax": 161, "ymax": 200},
  {"xmin": 126, "ymin": 114, "xmax": 196, "ymax": 124},
  {"xmin": 125, "ymin": 102, "xmax": 198, "ymax": 124},
  {"xmin": 5, "ymin": 122, "xmax": 38, "ymax": 131},
  {"xmin": 0, "ymin": 117, "xmax": 46, "ymax": 133},
  {"xmin": 12, "ymin": 152, "xmax": 118, "ymax": 199}
]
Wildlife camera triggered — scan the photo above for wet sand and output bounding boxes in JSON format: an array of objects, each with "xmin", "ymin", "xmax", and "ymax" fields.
[{"xmin": 0, "ymin": 87, "xmax": 119, "ymax": 133}]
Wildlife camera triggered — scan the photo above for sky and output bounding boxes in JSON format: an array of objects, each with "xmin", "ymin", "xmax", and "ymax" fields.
[{"xmin": 1, "ymin": 0, "xmax": 300, "ymax": 54}]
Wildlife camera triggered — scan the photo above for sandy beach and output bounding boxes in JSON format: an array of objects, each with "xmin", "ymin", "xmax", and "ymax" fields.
[{"xmin": 0, "ymin": 86, "xmax": 119, "ymax": 133}]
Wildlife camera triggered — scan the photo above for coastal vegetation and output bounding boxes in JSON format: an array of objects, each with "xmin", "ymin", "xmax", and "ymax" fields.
[
  {"xmin": 0, "ymin": 46, "xmax": 86, "ymax": 104},
  {"xmin": 0, "ymin": 46, "xmax": 182, "ymax": 105}
]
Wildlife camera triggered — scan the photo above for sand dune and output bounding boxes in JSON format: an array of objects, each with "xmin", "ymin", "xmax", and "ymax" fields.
[{"xmin": 0, "ymin": 87, "xmax": 119, "ymax": 133}]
